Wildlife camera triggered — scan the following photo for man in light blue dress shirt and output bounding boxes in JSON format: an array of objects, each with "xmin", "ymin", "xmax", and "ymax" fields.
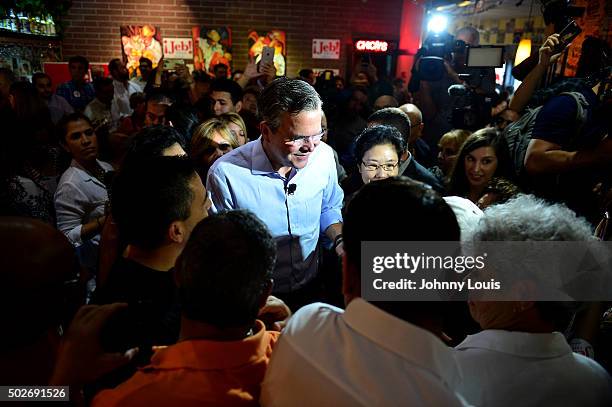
[{"xmin": 207, "ymin": 78, "xmax": 344, "ymax": 303}]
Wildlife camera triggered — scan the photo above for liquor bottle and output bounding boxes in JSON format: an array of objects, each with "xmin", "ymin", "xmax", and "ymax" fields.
[
  {"xmin": 8, "ymin": 9, "xmax": 18, "ymax": 32},
  {"xmin": 48, "ymin": 15, "xmax": 56, "ymax": 36}
]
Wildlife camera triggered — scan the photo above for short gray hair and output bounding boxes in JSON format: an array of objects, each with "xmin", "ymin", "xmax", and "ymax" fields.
[
  {"xmin": 472, "ymin": 194, "xmax": 593, "ymax": 241},
  {"xmin": 456, "ymin": 26, "xmax": 480, "ymax": 46},
  {"xmin": 258, "ymin": 77, "xmax": 322, "ymax": 131}
]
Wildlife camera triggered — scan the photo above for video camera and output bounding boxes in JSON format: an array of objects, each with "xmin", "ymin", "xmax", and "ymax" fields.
[{"xmin": 408, "ymin": 32, "xmax": 463, "ymax": 90}]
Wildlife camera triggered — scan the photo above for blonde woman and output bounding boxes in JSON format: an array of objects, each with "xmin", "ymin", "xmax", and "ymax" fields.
[
  {"xmin": 219, "ymin": 112, "xmax": 248, "ymax": 145},
  {"xmin": 190, "ymin": 118, "xmax": 239, "ymax": 179}
]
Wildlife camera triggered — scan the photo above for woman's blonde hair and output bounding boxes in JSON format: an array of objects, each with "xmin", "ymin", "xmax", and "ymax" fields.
[
  {"xmin": 439, "ymin": 129, "xmax": 472, "ymax": 149},
  {"xmin": 219, "ymin": 112, "xmax": 248, "ymax": 142},
  {"xmin": 190, "ymin": 118, "xmax": 239, "ymax": 162}
]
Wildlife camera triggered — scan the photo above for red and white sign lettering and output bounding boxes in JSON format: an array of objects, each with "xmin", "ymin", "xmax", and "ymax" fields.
[
  {"xmin": 312, "ymin": 39, "xmax": 341, "ymax": 59},
  {"xmin": 355, "ymin": 40, "xmax": 389, "ymax": 53},
  {"xmin": 163, "ymin": 38, "xmax": 193, "ymax": 59}
]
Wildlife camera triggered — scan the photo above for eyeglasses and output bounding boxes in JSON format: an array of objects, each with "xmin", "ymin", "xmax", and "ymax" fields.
[
  {"xmin": 410, "ymin": 123, "xmax": 422, "ymax": 128},
  {"xmin": 361, "ymin": 161, "xmax": 399, "ymax": 172},
  {"xmin": 285, "ymin": 130, "xmax": 325, "ymax": 146}
]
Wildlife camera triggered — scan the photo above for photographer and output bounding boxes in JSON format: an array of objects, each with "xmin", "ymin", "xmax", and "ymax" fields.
[{"xmin": 414, "ymin": 27, "xmax": 496, "ymax": 148}]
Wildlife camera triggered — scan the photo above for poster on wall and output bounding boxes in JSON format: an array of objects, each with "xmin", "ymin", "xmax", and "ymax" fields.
[
  {"xmin": 120, "ymin": 25, "xmax": 163, "ymax": 78},
  {"xmin": 312, "ymin": 39, "xmax": 341, "ymax": 59},
  {"xmin": 247, "ymin": 29, "xmax": 286, "ymax": 76},
  {"xmin": 163, "ymin": 38, "xmax": 194, "ymax": 60},
  {"xmin": 192, "ymin": 27, "xmax": 232, "ymax": 77}
]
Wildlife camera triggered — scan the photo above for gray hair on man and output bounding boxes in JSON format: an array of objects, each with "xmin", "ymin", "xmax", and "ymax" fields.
[
  {"xmin": 257, "ymin": 77, "xmax": 322, "ymax": 132},
  {"xmin": 472, "ymin": 194, "xmax": 593, "ymax": 241}
]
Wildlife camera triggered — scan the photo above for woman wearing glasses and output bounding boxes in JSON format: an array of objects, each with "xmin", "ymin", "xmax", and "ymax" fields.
[
  {"xmin": 355, "ymin": 125, "xmax": 405, "ymax": 185},
  {"xmin": 54, "ymin": 113, "xmax": 113, "ymax": 273},
  {"xmin": 190, "ymin": 117, "xmax": 240, "ymax": 180}
]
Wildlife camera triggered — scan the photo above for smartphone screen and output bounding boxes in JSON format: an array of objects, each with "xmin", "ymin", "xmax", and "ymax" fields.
[
  {"xmin": 554, "ymin": 21, "xmax": 582, "ymax": 53},
  {"xmin": 261, "ymin": 46, "xmax": 274, "ymax": 66}
]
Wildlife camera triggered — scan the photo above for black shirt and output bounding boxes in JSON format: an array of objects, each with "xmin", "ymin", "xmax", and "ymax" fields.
[{"xmin": 95, "ymin": 257, "xmax": 180, "ymax": 348}]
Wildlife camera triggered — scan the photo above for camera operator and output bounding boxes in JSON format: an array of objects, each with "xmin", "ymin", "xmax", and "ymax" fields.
[{"xmin": 414, "ymin": 27, "xmax": 496, "ymax": 149}]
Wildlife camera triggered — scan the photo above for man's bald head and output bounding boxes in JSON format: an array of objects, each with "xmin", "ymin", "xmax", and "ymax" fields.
[
  {"xmin": 373, "ymin": 95, "xmax": 399, "ymax": 111},
  {"xmin": 1, "ymin": 218, "xmax": 75, "ymax": 348},
  {"xmin": 399, "ymin": 103, "xmax": 424, "ymax": 142}
]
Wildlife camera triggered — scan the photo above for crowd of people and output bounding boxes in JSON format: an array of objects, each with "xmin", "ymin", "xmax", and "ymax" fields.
[{"xmin": 0, "ymin": 23, "xmax": 611, "ymax": 406}]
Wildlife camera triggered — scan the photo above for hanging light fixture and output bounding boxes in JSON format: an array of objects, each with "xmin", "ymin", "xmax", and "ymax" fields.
[
  {"xmin": 515, "ymin": 38, "xmax": 532, "ymax": 65},
  {"xmin": 515, "ymin": 0, "xmax": 535, "ymax": 66}
]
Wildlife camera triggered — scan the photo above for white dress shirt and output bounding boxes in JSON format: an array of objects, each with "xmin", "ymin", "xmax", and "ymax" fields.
[
  {"xmin": 112, "ymin": 79, "xmax": 140, "ymax": 124},
  {"xmin": 261, "ymin": 298, "xmax": 468, "ymax": 407},
  {"xmin": 454, "ymin": 330, "xmax": 612, "ymax": 407},
  {"xmin": 54, "ymin": 159, "xmax": 113, "ymax": 268}
]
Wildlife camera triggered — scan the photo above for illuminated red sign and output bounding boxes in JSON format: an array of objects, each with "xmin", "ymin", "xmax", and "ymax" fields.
[{"xmin": 355, "ymin": 40, "xmax": 389, "ymax": 52}]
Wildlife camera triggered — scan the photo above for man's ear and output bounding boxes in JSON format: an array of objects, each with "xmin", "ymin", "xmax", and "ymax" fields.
[
  {"xmin": 258, "ymin": 279, "xmax": 274, "ymax": 310},
  {"xmin": 235, "ymin": 100, "xmax": 242, "ymax": 113},
  {"xmin": 260, "ymin": 121, "xmax": 272, "ymax": 142},
  {"xmin": 168, "ymin": 221, "xmax": 187, "ymax": 244},
  {"xmin": 342, "ymin": 253, "xmax": 360, "ymax": 301}
]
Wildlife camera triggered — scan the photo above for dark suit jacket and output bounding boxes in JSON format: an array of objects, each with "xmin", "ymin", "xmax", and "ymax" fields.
[{"xmin": 400, "ymin": 157, "xmax": 445, "ymax": 193}]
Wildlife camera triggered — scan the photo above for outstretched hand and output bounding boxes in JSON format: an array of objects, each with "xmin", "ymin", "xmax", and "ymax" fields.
[
  {"xmin": 49, "ymin": 303, "xmax": 138, "ymax": 386},
  {"xmin": 258, "ymin": 295, "xmax": 292, "ymax": 331},
  {"xmin": 539, "ymin": 34, "xmax": 564, "ymax": 68}
]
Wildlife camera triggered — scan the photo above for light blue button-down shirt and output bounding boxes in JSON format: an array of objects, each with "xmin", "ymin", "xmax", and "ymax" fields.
[{"xmin": 207, "ymin": 138, "xmax": 344, "ymax": 293}]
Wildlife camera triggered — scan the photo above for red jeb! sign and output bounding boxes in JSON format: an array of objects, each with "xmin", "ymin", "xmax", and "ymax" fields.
[
  {"xmin": 163, "ymin": 38, "xmax": 193, "ymax": 59},
  {"xmin": 355, "ymin": 40, "xmax": 389, "ymax": 53},
  {"xmin": 312, "ymin": 39, "xmax": 341, "ymax": 59}
]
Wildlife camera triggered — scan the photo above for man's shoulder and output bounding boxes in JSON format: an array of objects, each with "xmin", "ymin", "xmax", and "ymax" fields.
[
  {"xmin": 283, "ymin": 302, "xmax": 343, "ymax": 337},
  {"xmin": 209, "ymin": 142, "xmax": 256, "ymax": 175}
]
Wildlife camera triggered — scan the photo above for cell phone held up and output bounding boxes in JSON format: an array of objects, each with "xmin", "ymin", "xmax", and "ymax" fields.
[
  {"xmin": 259, "ymin": 46, "xmax": 275, "ymax": 72},
  {"xmin": 553, "ymin": 21, "xmax": 582, "ymax": 54}
]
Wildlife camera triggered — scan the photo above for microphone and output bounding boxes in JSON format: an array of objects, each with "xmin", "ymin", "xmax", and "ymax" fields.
[
  {"xmin": 448, "ymin": 84, "xmax": 469, "ymax": 97},
  {"xmin": 286, "ymin": 184, "xmax": 297, "ymax": 195}
]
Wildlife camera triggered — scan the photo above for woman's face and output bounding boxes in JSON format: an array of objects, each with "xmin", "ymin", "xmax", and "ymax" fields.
[
  {"xmin": 437, "ymin": 139, "xmax": 459, "ymax": 174},
  {"xmin": 226, "ymin": 121, "xmax": 247, "ymax": 146},
  {"xmin": 464, "ymin": 146, "xmax": 498, "ymax": 190},
  {"xmin": 201, "ymin": 131, "xmax": 233, "ymax": 166},
  {"xmin": 62, "ymin": 119, "xmax": 98, "ymax": 164},
  {"xmin": 359, "ymin": 144, "xmax": 399, "ymax": 184}
]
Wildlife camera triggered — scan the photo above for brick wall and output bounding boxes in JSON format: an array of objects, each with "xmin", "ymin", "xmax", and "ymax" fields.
[{"xmin": 61, "ymin": 0, "xmax": 403, "ymax": 78}]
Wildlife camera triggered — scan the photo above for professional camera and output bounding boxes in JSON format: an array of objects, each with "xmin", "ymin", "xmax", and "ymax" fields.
[
  {"xmin": 448, "ymin": 46, "xmax": 505, "ymax": 130},
  {"xmin": 408, "ymin": 32, "xmax": 466, "ymax": 91}
]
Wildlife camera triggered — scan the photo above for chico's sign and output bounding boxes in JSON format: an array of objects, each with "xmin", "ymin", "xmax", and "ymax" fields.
[{"xmin": 355, "ymin": 39, "xmax": 389, "ymax": 53}]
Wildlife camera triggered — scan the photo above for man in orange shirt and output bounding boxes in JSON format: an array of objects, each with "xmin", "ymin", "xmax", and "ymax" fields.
[{"xmin": 92, "ymin": 210, "xmax": 279, "ymax": 406}]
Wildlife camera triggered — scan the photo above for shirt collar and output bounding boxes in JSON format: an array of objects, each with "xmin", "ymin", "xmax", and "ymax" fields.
[
  {"xmin": 71, "ymin": 159, "xmax": 107, "ymax": 187},
  {"xmin": 144, "ymin": 320, "xmax": 274, "ymax": 371},
  {"xmin": 250, "ymin": 138, "xmax": 278, "ymax": 176},
  {"xmin": 343, "ymin": 298, "xmax": 462, "ymax": 388},
  {"xmin": 399, "ymin": 151, "xmax": 413, "ymax": 174},
  {"xmin": 456, "ymin": 330, "xmax": 572, "ymax": 359}
]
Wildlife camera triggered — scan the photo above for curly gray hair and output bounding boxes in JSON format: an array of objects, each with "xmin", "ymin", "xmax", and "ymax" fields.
[{"xmin": 472, "ymin": 194, "xmax": 593, "ymax": 241}]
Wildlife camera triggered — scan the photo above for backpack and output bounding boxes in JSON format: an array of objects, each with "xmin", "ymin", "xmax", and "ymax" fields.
[{"xmin": 503, "ymin": 91, "xmax": 589, "ymax": 179}]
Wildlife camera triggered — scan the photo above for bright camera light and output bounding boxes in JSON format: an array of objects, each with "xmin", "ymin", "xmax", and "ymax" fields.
[{"xmin": 427, "ymin": 14, "xmax": 448, "ymax": 33}]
